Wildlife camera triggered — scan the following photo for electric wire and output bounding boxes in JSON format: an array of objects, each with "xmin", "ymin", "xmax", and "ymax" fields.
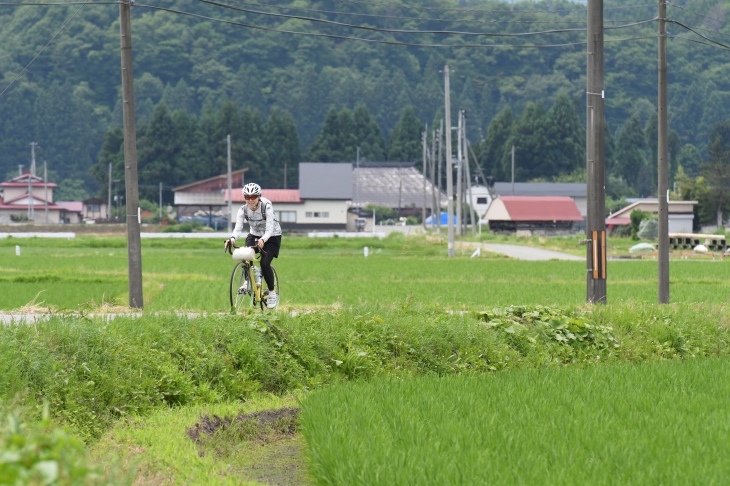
[
  {"xmin": 195, "ymin": 0, "xmax": 590, "ymax": 38},
  {"xmin": 218, "ymin": 0, "xmax": 590, "ymax": 26},
  {"xmin": 668, "ymin": 19, "xmax": 730, "ymax": 51},
  {"xmin": 138, "ymin": 3, "xmax": 590, "ymax": 48},
  {"xmin": 0, "ymin": 0, "xmax": 89, "ymax": 99},
  {"xmin": 322, "ymin": 0, "xmax": 654, "ymax": 15}
]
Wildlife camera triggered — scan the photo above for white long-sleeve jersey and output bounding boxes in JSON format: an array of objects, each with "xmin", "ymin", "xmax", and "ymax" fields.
[{"xmin": 230, "ymin": 196, "xmax": 282, "ymax": 242}]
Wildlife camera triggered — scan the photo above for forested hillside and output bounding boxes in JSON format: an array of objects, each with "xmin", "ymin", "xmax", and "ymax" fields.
[{"xmin": 1, "ymin": 0, "xmax": 729, "ymax": 207}]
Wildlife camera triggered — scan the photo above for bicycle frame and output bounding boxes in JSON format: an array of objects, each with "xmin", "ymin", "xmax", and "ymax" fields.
[{"xmin": 228, "ymin": 243, "xmax": 279, "ymax": 313}]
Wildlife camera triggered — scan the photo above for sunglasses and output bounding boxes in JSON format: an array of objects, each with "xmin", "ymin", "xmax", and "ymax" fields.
[{"xmin": 244, "ymin": 195, "xmax": 258, "ymax": 200}]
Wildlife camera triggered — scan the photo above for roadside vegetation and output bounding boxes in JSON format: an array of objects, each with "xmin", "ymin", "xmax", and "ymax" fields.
[{"xmin": 1, "ymin": 234, "xmax": 729, "ymax": 483}]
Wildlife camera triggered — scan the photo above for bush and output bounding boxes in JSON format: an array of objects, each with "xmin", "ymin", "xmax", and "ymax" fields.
[
  {"xmin": 637, "ymin": 218, "xmax": 658, "ymax": 240},
  {"xmin": 162, "ymin": 221, "xmax": 203, "ymax": 233},
  {"xmin": 0, "ymin": 404, "xmax": 107, "ymax": 484},
  {"xmin": 630, "ymin": 209, "xmax": 650, "ymax": 240}
]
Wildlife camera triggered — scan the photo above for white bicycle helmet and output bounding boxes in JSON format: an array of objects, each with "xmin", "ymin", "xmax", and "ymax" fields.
[{"xmin": 242, "ymin": 182, "xmax": 262, "ymax": 196}]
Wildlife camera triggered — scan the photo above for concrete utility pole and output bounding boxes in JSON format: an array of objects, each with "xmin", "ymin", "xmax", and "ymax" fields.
[
  {"xmin": 159, "ymin": 182, "xmax": 163, "ymax": 220},
  {"xmin": 444, "ymin": 65, "xmax": 455, "ymax": 257},
  {"xmin": 119, "ymin": 0, "xmax": 143, "ymax": 309},
  {"xmin": 658, "ymin": 0, "xmax": 669, "ymax": 303},
  {"xmin": 44, "ymin": 161, "xmax": 48, "ymax": 224},
  {"xmin": 108, "ymin": 162, "xmax": 112, "ymax": 219},
  {"xmin": 28, "ymin": 142, "xmax": 38, "ymax": 221},
  {"xmin": 226, "ymin": 134, "xmax": 233, "ymax": 233},
  {"xmin": 586, "ymin": 0, "xmax": 607, "ymax": 304},
  {"xmin": 422, "ymin": 129, "xmax": 427, "ymax": 230},
  {"xmin": 355, "ymin": 147, "xmax": 360, "ymax": 207},
  {"xmin": 437, "ymin": 121, "xmax": 443, "ymax": 234},
  {"xmin": 456, "ymin": 110, "xmax": 463, "ymax": 236},
  {"xmin": 431, "ymin": 127, "xmax": 437, "ymax": 229},
  {"xmin": 511, "ymin": 144, "xmax": 515, "ymax": 195}
]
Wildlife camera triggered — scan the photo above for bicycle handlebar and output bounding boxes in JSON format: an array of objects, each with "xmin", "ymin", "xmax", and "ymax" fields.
[{"xmin": 225, "ymin": 239, "xmax": 266, "ymax": 255}]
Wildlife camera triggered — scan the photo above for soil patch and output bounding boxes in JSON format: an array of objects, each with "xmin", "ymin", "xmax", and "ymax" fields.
[{"xmin": 187, "ymin": 407, "xmax": 300, "ymax": 444}]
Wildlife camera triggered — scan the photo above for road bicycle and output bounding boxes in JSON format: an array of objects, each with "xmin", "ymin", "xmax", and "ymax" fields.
[{"xmin": 226, "ymin": 244, "xmax": 280, "ymax": 312}]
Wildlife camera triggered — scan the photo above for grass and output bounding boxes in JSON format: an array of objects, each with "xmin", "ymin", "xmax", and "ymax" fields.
[
  {"xmin": 2, "ymin": 233, "xmax": 730, "ymax": 311},
  {"xmin": 2, "ymin": 234, "xmax": 730, "ymax": 483},
  {"xmin": 301, "ymin": 357, "xmax": 730, "ymax": 485}
]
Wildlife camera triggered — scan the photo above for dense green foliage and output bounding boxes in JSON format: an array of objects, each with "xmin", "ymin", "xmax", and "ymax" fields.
[
  {"xmin": 3, "ymin": 0, "xmax": 730, "ymax": 205},
  {"xmin": 1, "ymin": 302, "xmax": 729, "ymax": 443},
  {"xmin": 302, "ymin": 357, "xmax": 730, "ymax": 485}
]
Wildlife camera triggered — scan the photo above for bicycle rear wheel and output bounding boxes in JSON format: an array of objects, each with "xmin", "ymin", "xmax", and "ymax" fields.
[
  {"xmin": 229, "ymin": 262, "xmax": 253, "ymax": 312},
  {"xmin": 262, "ymin": 265, "xmax": 280, "ymax": 311}
]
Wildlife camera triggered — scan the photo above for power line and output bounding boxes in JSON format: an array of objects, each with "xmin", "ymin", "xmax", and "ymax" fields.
[
  {"xmin": 195, "ymin": 0, "xmax": 590, "ymax": 38},
  {"xmin": 0, "ymin": 0, "xmax": 89, "ymax": 99},
  {"xmin": 136, "ymin": 3, "xmax": 589, "ymax": 48},
  {"xmin": 219, "ymin": 0, "xmax": 589, "ymax": 26},
  {"xmin": 668, "ymin": 20, "xmax": 730, "ymax": 51}
]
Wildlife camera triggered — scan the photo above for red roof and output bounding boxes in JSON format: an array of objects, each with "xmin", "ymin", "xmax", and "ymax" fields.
[
  {"xmin": 172, "ymin": 169, "xmax": 247, "ymax": 192},
  {"xmin": 56, "ymin": 201, "xmax": 83, "ymax": 212},
  {"xmin": 0, "ymin": 172, "xmax": 57, "ymax": 188},
  {"xmin": 227, "ymin": 189, "xmax": 301, "ymax": 204},
  {"xmin": 498, "ymin": 196, "xmax": 583, "ymax": 221}
]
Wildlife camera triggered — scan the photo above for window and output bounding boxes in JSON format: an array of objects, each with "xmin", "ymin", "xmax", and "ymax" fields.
[
  {"xmin": 87, "ymin": 204, "xmax": 100, "ymax": 213},
  {"xmin": 477, "ymin": 197, "xmax": 488, "ymax": 204},
  {"xmin": 276, "ymin": 211, "xmax": 296, "ymax": 223},
  {"xmin": 305, "ymin": 211, "xmax": 330, "ymax": 218}
]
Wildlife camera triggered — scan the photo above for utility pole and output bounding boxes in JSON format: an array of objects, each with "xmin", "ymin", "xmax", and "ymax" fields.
[
  {"xmin": 456, "ymin": 110, "xmax": 463, "ymax": 236},
  {"xmin": 119, "ymin": 0, "xmax": 143, "ymax": 309},
  {"xmin": 44, "ymin": 161, "xmax": 48, "ymax": 224},
  {"xmin": 355, "ymin": 147, "xmax": 360, "ymax": 207},
  {"xmin": 444, "ymin": 65, "xmax": 455, "ymax": 257},
  {"xmin": 431, "ymin": 127, "xmax": 437, "ymax": 230},
  {"xmin": 159, "ymin": 182, "xmax": 163, "ymax": 220},
  {"xmin": 422, "ymin": 129, "xmax": 427, "ymax": 231},
  {"xmin": 28, "ymin": 142, "xmax": 38, "ymax": 221},
  {"xmin": 437, "ymin": 121, "xmax": 443, "ymax": 234},
  {"xmin": 658, "ymin": 0, "xmax": 669, "ymax": 303},
  {"xmin": 108, "ymin": 162, "xmax": 112, "ymax": 219},
  {"xmin": 586, "ymin": 0, "xmax": 607, "ymax": 304},
  {"xmin": 226, "ymin": 134, "xmax": 233, "ymax": 233},
  {"xmin": 511, "ymin": 144, "xmax": 515, "ymax": 195}
]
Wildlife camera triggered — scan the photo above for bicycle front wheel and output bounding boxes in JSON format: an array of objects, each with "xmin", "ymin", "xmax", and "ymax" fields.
[{"xmin": 229, "ymin": 262, "xmax": 253, "ymax": 312}]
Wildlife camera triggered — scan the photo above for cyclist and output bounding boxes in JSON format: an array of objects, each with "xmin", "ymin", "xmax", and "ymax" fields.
[{"xmin": 224, "ymin": 182, "xmax": 282, "ymax": 308}]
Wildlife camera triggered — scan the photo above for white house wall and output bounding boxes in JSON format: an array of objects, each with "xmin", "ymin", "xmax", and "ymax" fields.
[{"xmin": 298, "ymin": 200, "xmax": 348, "ymax": 224}]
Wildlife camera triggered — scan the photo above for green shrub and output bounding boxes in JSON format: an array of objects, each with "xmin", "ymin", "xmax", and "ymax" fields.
[{"xmin": 0, "ymin": 404, "xmax": 109, "ymax": 485}]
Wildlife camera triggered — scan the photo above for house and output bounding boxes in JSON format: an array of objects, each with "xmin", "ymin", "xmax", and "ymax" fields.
[
  {"xmin": 56, "ymin": 202, "xmax": 83, "ymax": 224},
  {"xmin": 467, "ymin": 184, "xmax": 494, "ymax": 224},
  {"xmin": 172, "ymin": 169, "xmax": 248, "ymax": 226},
  {"xmin": 82, "ymin": 197, "xmax": 108, "ymax": 221},
  {"xmin": 0, "ymin": 172, "xmax": 64, "ymax": 224},
  {"xmin": 606, "ymin": 199, "xmax": 697, "ymax": 234},
  {"xmin": 483, "ymin": 196, "xmax": 584, "ymax": 235},
  {"xmin": 226, "ymin": 188, "xmax": 303, "ymax": 230},
  {"xmin": 352, "ymin": 162, "xmax": 446, "ymax": 215},
  {"xmin": 492, "ymin": 182, "xmax": 587, "ymax": 218}
]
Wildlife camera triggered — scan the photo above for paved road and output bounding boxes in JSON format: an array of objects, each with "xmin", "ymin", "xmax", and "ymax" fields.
[{"xmin": 480, "ymin": 243, "xmax": 584, "ymax": 261}]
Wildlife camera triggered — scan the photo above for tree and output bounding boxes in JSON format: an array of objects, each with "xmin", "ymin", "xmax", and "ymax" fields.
[
  {"xmin": 544, "ymin": 92, "xmax": 584, "ymax": 177},
  {"xmin": 307, "ymin": 107, "xmax": 344, "ymax": 162},
  {"xmin": 388, "ymin": 106, "xmax": 423, "ymax": 163},
  {"xmin": 263, "ymin": 108, "xmax": 300, "ymax": 188},
  {"xmin": 353, "ymin": 103, "xmax": 386, "ymax": 161},
  {"xmin": 478, "ymin": 108, "xmax": 514, "ymax": 181},
  {"xmin": 137, "ymin": 102, "xmax": 177, "ymax": 201},
  {"xmin": 615, "ymin": 115, "xmax": 650, "ymax": 196},
  {"xmin": 511, "ymin": 101, "xmax": 550, "ymax": 181},
  {"xmin": 677, "ymin": 143, "xmax": 703, "ymax": 177},
  {"xmin": 701, "ymin": 120, "xmax": 730, "ymax": 226}
]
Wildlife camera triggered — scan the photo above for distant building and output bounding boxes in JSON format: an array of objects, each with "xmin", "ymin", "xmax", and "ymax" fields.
[
  {"xmin": 492, "ymin": 182, "xmax": 587, "ymax": 218},
  {"xmin": 606, "ymin": 199, "xmax": 697, "ymax": 234},
  {"xmin": 0, "ymin": 172, "xmax": 63, "ymax": 224},
  {"xmin": 483, "ymin": 196, "xmax": 584, "ymax": 235}
]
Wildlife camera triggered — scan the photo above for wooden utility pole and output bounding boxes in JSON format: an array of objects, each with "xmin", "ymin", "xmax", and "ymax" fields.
[
  {"xmin": 444, "ymin": 65, "xmax": 455, "ymax": 256},
  {"xmin": 437, "ymin": 121, "xmax": 443, "ymax": 234},
  {"xmin": 119, "ymin": 0, "xmax": 143, "ymax": 309},
  {"xmin": 658, "ymin": 0, "xmax": 669, "ymax": 303},
  {"xmin": 586, "ymin": 0, "xmax": 607, "ymax": 304}
]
